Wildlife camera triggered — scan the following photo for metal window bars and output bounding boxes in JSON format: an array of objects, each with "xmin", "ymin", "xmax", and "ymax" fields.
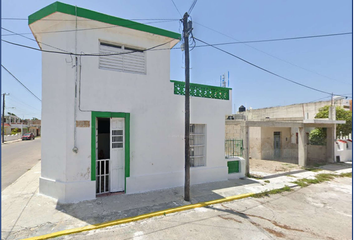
[
  {"xmin": 96, "ymin": 159, "xmax": 109, "ymax": 194},
  {"xmin": 225, "ymin": 139, "xmax": 243, "ymax": 158}
]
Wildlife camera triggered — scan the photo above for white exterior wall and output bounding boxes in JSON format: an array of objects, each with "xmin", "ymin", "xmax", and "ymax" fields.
[
  {"xmin": 34, "ymin": 14, "xmax": 231, "ymax": 202},
  {"xmin": 335, "ymin": 140, "xmax": 352, "ymax": 162}
]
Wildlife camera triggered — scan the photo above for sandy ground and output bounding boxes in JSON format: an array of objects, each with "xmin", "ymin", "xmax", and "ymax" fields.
[{"xmin": 250, "ymin": 158, "xmax": 302, "ymax": 174}]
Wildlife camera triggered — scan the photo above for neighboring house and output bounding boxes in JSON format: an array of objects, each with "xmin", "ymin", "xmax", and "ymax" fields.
[
  {"xmin": 29, "ymin": 120, "xmax": 41, "ymax": 136},
  {"xmin": 335, "ymin": 139, "xmax": 352, "ymax": 162},
  {"xmin": 1, "ymin": 123, "xmax": 11, "ymax": 135},
  {"xmin": 30, "ymin": 2, "xmax": 232, "ymax": 203},
  {"xmin": 240, "ymin": 99, "xmax": 351, "ymax": 121},
  {"xmin": 2, "ymin": 115, "xmax": 29, "ymax": 133},
  {"xmin": 226, "ymin": 101, "xmax": 346, "ymax": 172}
]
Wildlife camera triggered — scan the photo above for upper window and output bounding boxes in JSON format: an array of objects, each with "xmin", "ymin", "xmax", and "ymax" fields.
[{"xmin": 99, "ymin": 42, "xmax": 146, "ymax": 74}]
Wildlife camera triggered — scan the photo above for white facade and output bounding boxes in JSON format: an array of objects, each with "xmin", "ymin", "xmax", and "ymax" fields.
[
  {"xmin": 30, "ymin": 2, "xmax": 232, "ymax": 203},
  {"xmin": 335, "ymin": 140, "xmax": 352, "ymax": 162}
]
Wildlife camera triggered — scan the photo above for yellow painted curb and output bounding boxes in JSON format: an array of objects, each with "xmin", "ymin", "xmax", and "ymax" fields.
[{"xmin": 23, "ymin": 192, "xmax": 254, "ymax": 240}]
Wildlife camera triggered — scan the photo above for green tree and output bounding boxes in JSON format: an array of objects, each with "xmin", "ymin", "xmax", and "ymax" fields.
[
  {"xmin": 315, "ymin": 105, "xmax": 352, "ymax": 136},
  {"xmin": 309, "ymin": 128, "xmax": 326, "ymax": 145},
  {"xmin": 309, "ymin": 105, "xmax": 352, "ymax": 144},
  {"xmin": 11, "ymin": 128, "xmax": 20, "ymax": 135}
]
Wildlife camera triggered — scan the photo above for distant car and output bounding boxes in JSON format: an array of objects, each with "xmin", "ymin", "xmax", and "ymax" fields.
[{"xmin": 22, "ymin": 133, "xmax": 35, "ymax": 140}]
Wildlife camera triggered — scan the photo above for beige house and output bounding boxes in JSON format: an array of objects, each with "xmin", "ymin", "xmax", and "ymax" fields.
[
  {"xmin": 226, "ymin": 101, "xmax": 346, "ymax": 173},
  {"xmin": 29, "ymin": 120, "xmax": 41, "ymax": 136},
  {"xmin": 1, "ymin": 123, "xmax": 11, "ymax": 135}
]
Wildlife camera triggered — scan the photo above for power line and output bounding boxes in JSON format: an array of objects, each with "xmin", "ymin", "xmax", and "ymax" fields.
[
  {"xmin": 188, "ymin": 0, "xmax": 198, "ymax": 14},
  {"xmin": 1, "ymin": 17, "xmax": 179, "ymax": 21},
  {"xmin": 170, "ymin": 0, "xmax": 182, "ymax": 18},
  {"xmin": 1, "ymin": 27, "xmax": 70, "ymax": 53},
  {"xmin": 193, "ymin": 32, "xmax": 352, "ymax": 47},
  {"xmin": 8, "ymin": 95, "xmax": 41, "ymax": 111},
  {"xmin": 2, "ymin": 38, "xmax": 174, "ymax": 57},
  {"xmin": 1, "ymin": 19, "xmax": 178, "ymax": 36},
  {"xmin": 194, "ymin": 22, "xmax": 350, "ymax": 85},
  {"xmin": 194, "ymin": 37, "xmax": 345, "ymax": 97},
  {"xmin": 1, "ymin": 65, "xmax": 42, "ymax": 102}
]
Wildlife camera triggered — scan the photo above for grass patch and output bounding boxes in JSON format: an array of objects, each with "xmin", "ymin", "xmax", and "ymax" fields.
[
  {"xmin": 293, "ymin": 173, "xmax": 337, "ymax": 187},
  {"xmin": 292, "ymin": 178, "xmax": 318, "ymax": 187},
  {"xmin": 315, "ymin": 173, "xmax": 336, "ymax": 182},
  {"xmin": 339, "ymin": 172, "xmax": 352, "ymax": 178},
  {"xmin": 252, "ymin": 171, "xmax": 352, "ymax": 198},
  {"xmin": 253, "ymin": 186, "xmax": 292, "ymax": 198}
]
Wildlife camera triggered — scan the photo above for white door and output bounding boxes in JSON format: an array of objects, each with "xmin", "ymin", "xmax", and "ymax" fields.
[{"xmin": 110, "ymin": 118, "xmax": 125, "ymax": 192}]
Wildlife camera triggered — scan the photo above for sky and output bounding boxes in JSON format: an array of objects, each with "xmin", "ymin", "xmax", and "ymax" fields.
[{"xmin": 1, "ymin": 0, "xmax": 353, "ymax": 119}]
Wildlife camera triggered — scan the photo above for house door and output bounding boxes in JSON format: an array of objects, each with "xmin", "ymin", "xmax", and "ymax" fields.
[
  {"xmin": 110, "ymin": 118, "xmax": 125, "ymax": 192},
  {"xmin": 274, "ymin": 132, "xmax": 281, "ymax": 159}
]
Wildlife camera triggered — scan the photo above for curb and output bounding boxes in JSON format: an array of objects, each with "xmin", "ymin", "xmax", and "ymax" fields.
[
  {"xmin": 23, "ymin": 192, "xmax": 254, "ymax": 240},
  {"xmin": 1, "ymin": 139, "xmax": 22, "ymax": 144}
]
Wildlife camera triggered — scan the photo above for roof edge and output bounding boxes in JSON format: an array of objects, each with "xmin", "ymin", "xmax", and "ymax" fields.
[{"xmin": 28, "ymin": 1, "xmax": 181, "ymax": 40}]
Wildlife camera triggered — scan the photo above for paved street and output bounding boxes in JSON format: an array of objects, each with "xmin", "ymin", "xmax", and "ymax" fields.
[
  {"xmin": 1, "ymin": 138, "xmax": 41, "ymax": 191},
  {"xmin": 61, "ymin": 177, "xmax": 352, "ymax": 240}
]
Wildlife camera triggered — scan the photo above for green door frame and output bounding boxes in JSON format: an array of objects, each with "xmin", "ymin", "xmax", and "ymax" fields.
[{"xmin": 91, "ymin": 111, "xmax": 130, "ymax": 192}]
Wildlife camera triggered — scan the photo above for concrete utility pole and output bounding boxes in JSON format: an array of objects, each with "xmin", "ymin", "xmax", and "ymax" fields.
[
  {"xmin": 183, "ymin": 12, "xmax": 192, "ymax": 202},
  {"xmin": 2, "ymin": 93, "xmax": 9, "ymax": 143}
]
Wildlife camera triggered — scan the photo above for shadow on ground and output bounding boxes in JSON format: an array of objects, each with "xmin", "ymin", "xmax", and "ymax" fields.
[{"xmin": 55, "ymin": 178, "xmax": 259, "ymax": 226}]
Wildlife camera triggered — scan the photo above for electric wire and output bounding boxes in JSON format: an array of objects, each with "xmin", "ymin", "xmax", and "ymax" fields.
[
  {"xmin": 194, "ymin": 22, "xmax": 350, "ymax": 84},
  {"xmin": 193, "ymin": 32, "xmax": 351, "ymax": 46},
  {"xmin": 3, "ymin": 29, "xmax": 350, "ymax": 55},
  {"xmin": 1, "ymin": 27, "xmax": 70, "ymax": 53},
  {"xmin": 170, "ymin": 0, "xmax": 182, "ymax": 18},
  {"xmin": 1, "ymin": 65, "xmax": 42, "ymax": 102},
  {"xmin": 194, "ymin": 37, "xmax": 346, "ymax": 97},
  {"xmin": 8, "ymin": 95, "xmax": 41, "ymax": 111},
  {"xmin": 188, "ymin": 0, "xmax": 198, "ymax": 14},
  {"xmin": 1, "ymin": 19, "xmax": 179, "ymax": 36},
  {"xmin": 2, "ymin": 38, "xmax": 175, "ymax": 57},
  {"xmin": 1, "ymin": 17, "xmax": 179, "ymax": 21}
]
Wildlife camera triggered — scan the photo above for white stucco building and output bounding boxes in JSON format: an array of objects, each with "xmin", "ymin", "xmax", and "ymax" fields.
[{"xmin": 30, "ymin": 2, "xmax": 232, "ymax": 203}]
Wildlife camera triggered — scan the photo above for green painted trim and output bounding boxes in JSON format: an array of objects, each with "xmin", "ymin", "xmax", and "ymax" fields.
[
  {"xmin": 170, "ymin": 80, "xmax": 232, "ymax": 100},
  {"xmin": 125, "ymin": 113, "xmax": 130, "ymax": 178},
  {"xmin": 29, "ymin": 1, "xmax": 180, "ymax": 40},
  {"xmin": 91, "ymin": 111, "xmax": 130, "ymax": 193},
  {"xmin": 170, "ymin": 80, "xmax": 232, "ymax": 90}
]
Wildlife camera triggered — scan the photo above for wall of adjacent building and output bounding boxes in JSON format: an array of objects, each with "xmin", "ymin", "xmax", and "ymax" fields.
[{"xmin": 241, "ymin": 100, "xmax": 349, "ymax": 121}]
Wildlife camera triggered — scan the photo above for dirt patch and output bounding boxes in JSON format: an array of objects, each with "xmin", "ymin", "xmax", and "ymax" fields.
[
  {"xmin": 250, "ymin": 158, "xmax": 302, "ymax": 174},
  {"xmin": 263, "ymin": 227, "xmax": 286, "ymax": 238}
]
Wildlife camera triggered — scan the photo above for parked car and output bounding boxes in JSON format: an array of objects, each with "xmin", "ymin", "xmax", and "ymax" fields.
[{"xmin": 22, "ymin": 133, "xmax": 35, "ymax": 140}]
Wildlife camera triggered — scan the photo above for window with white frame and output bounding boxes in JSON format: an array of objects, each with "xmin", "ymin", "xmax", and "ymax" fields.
[
  {"xmin": 190, "ymin": 124, "xmax": 206, "ymax": 167},
  {"xmin": 99, "ymin": 42, "xmax": 146, "ymax": 74}
]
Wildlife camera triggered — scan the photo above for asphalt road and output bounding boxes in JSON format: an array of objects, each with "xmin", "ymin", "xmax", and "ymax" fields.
[
  {"xmin": 62, "ymin": 177, "xmax": 352, "ymax": 240},
  {"xmin": 1, "ymin": 138, "xmax": 41, "ymax": 191}
]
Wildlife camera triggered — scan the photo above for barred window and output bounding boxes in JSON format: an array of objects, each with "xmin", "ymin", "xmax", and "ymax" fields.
[{"xmin": 190, "ymin": 124, "xmax": 206, "ymax": 167}]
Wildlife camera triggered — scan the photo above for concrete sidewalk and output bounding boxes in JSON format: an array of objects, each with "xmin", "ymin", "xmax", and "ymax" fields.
[
  {"xmin": 1, "ymin": 139, "xmax": 22, "ymax": 145},
  {"xmin": 1, "ymin": 161, "xmax": 352, "ymax": 240}
]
